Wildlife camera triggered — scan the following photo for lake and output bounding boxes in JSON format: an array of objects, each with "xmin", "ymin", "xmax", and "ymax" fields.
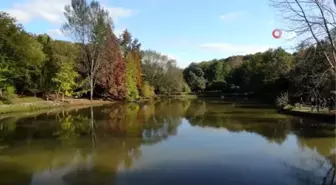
[{"xmin": 0, "ymin": 100, "xmax": 335, "ymax": 185}]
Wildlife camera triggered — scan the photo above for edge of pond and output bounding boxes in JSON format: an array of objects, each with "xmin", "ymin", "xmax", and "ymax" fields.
[
  {"xmin": 0, "ymin": 100, "xmax": 115, "ymax": 120},
  {"xmin": 279, "ymin": 109, "xmax": 336, "ymax": 123}
]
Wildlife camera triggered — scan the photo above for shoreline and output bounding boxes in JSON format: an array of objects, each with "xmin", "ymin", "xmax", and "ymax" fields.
[
  {"xmin": 279, "ymin": 108, "xmax": 335, "ymax": 123},
  {"xmin": 0, "ymin": 98, "xmax": 114, "ymax": 117}
]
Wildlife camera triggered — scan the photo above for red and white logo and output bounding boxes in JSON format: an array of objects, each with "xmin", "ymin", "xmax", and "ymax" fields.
[{"xmin": 272, "ymin": 29, "xmax": 297, "ymax": 40}]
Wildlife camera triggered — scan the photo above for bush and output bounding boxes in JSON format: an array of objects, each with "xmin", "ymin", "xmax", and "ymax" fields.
[
  {"xmin": 3, "ymin": 85, "xmax": 16, "ymax": 99},
  {"xmin": 205, "ymin": 81, "xmax": 227, "ymax": 91},
  {"xmin": 276, "ymin": 92, "xmax": 289, "ymax": 108},
  {"xmin": 284, "ymin": 104, "xmax": 294, "ymax": 110},
  {"xmin": 141, "ymin": 82, "xmax": 155, "ymax": 98},
  {"xmin": 182, "ymin": 82, "xmax": 191, "ymax": 93}
]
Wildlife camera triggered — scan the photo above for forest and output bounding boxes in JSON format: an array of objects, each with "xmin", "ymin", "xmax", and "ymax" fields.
[
  {"xmin": 0, "ymin": 0, "xmax": 188, "ymax": 103},
  {"xmin": 0, "ymin": 0, "xmax": 335, "ymax": 106},
  {"xmin": 183, "ymin": 44, "xmax": 335, "ymax": 104}
]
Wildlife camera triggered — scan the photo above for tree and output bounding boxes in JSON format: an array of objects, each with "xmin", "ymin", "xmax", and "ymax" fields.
[
  {"xmin": 62, "ymin": 0, "xmax": 112, "ymax": 100},
  {"xmin": 183, "ymin": 63, "xmax": 206, "ymax": 91},
  {"xmin": 97, "ymin": 26, "xmax": 127, "ymax": 100},
  {"xmin": 125, "ymin": 52, "xmax": 139, "ymax": 101},
  {"xmin": 119, "ymin": 30, "xmax": 142, "ymax": 90},
  {"xmin": 119, "ymin": 29, "xmax": 132, "ymax": 57},
  {"xmin": 162, "ymin": 62, "xmax": 185, "ymax": 95},
  {"xmin": 141, "ymin": 50, "xmax": 167, "ymax": 91},
  {"xmin": 141, "ymin": 81, "xmax": 155, "ymax": 98},
  {"xmin": 204, "ymin": 61, "xmax": 231, "ymax": 86},
  {"xmin": 0, "ymin": 66, "xmax": 8, "ymax": 97},
  {"xmin": 52, "ymin": 62, "xmax": 79, "ymax": 102},
  {"xmin": 37, "ymin": 35, "xmax": 81, "ymax": 97},
  {"xmin": 141, "ymin": 50, "xmax": 186, "ymax": 94},
  {"xmin": 289, "ymin": 42, "xmax": 335, "ymax": 97},
  {"xmin": 36, "ymin": 34, "xmax": 56, "ymax": 94},
  {"xmin": 270, "ymin": 0, "xmax": 336, "ymax": 72},
  {"xmin": 0, "ymin": 12, "xmax": 45, "ymax": 95}
]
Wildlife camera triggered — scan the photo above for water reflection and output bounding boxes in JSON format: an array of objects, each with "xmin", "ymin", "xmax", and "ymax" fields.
[{"xmin": 0, "ymin": 100, "xmax": 334, "ymax": 185}]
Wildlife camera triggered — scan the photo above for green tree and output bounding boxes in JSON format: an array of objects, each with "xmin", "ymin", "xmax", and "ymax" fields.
[
  {"xmin": 140, "ymin": 81, "xmax": 155, "ymax": 98},
  {"xmin": 37, "ymin": 35, "xmax": 80, "ymax": 96},
  {"xmin": 63, "ymin": 0, "xmax": 112, "ymax": 100},
  {"xmin": 161, "ymin": 62, "xmax": 185, "ymax": 95},
  {"xmin": 118, "ymin": 30, "xmax": 142, "ymax": 90},
  {"xmin": 289, "ymin": 42, "xmax": 335, "ymax": 97},
  {"xmin": 183, "ymin": 63, "xmax": 206, "ymax": 91},
  {"xmin": 0, "ymin": 12, "xmax": 45, "ymax": 95},
  {"xmin": 126, "ymin": 53, "xmax": 139, "ymax": 101},
  {"xmin": 141, "ymin": 50, "xmax": 185, "ymax": 95},
  {"xmin": 52, "ymin": 62, "xmax": 79, "ymax": 101},
  {"xmin": 0, "ymin": 66, "xmax": 8, "ymax": 97}
]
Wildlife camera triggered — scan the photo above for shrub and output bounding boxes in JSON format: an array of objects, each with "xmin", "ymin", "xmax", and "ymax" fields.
[
  {"xmin": 141, "ymin": 81, "xmax": 155, "ymax": 98},
  {"xmin": 276, "ymin": 92, "xmax": 289, "ymax": 108},
  {"xmin": 205, "ymin": 81, "xmax": 227, "ymax": 91},
  {"xmin": 284, "ymin": 104, "xmax": 294, "ymax": 110},
  {"xmin": 183, "ymin": 82, "xmax": 191, "ymax": 93},
  {"xmin": 3, "ymin": 85, "xmax": 16, "ymax": 99}
]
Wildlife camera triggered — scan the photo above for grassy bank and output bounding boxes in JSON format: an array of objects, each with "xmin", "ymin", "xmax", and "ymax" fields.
[
  {"xmin": 281, "ymin": 105, "xmax": 335, "ymax": 123},
  {"xmin": 0, "ymin": 97, "xmax": 114, "ymax": 115}
]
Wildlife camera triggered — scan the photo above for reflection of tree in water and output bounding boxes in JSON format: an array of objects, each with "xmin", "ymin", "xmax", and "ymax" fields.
[
  {"xmin": 140, "ymin": 100, "xmax": 189, "ymax": 144},
  {"xmin": 185, "ymin": 101, "xmax": 291, "ymax": 144},
  {"xmin": 0, "ymin": 160, "xmax": 32, "ymax": 185},
  {"xmin": 270, "ymin": 118, "xmax": 335, "ymax": 185},
  {"xmin": 282, "ymin": 148, "xmax": 336, "ymax": 185},
  {"xmin": 0, "ymin": 100, "xmax": 189, "ymax": 185}
]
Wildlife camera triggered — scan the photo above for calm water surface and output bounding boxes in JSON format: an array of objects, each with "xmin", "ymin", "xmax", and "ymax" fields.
[{"xmin": 0, "ymin": 100, "xmax": 335, "ymax": 185}]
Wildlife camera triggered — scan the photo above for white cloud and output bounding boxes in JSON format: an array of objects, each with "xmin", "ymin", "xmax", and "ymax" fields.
[
  {"xmin": 47, "ymin": 29, "xmax": 64, "ymax": 37},
  {"xmin": 199, "ymin": 43, "xmax": 272, "ymax": 55},
  {"xmin": 4, "ymin": 0, "xmax": 135, "ymax": 24},
  {"xmin": 219, "ymin": 11, "xmax": 245, "ymax": 22},
  {"xmin": 6, "ymin": 9, "xmax": 31, "ymax": 23}
]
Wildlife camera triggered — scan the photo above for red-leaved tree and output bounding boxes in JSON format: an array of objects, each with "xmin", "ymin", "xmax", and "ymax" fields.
[{"xmin": 97, "ymin": 25, "xmax": 127, "ymax": 100}]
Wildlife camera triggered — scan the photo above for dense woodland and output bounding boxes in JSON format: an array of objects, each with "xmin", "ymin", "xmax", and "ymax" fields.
[
  {"xmin": 183, "ymin": 44, "xmax": 335, "ymax": 103},
  {"xmin": 0, "ymin": 0, "xmax": 188, "ymax": 102},
  {"xmin": 0, "ymin": 0, "xmax": 335, "ymax": 106}
]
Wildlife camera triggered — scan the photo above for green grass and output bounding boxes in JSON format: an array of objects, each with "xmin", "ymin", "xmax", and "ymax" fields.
[
  {"xmin": 0, "ymin": 96, "xmax": 113, "ymax": 116},
  {"xmin": 292, "ymin": 106, "xmax": 332, "ymax": 115},
  {"xmin": 0, "ymin": 102, "xmax": 65, "ymax": 114},
  {"xmin": 9, "ymin": 97, "xmax": 44, "ymax": 104},
  {"xmin": 0, "ymin": 96, "xmax": 44, "ymax": 105}
]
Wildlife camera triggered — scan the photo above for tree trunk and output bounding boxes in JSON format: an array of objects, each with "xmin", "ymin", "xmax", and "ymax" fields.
[
  {"xmin": 90, "ymin": 75, "xmax": 94, "ymax": 101},
  {"xmin": 62, "ymin": 93, "xmax": 65, "ymax": 102},
  {"xmin": 0, "ymin": 89, "xmax": 2, "ymax": 97},
  {"xmin": 55, "ymin": 91, "xmax": 59, "ymax": 101}
]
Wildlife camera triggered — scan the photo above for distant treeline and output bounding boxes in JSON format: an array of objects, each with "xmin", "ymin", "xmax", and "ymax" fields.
[{"xmin": 183, "ymin": 44, "xmax": 335, "ymax": 104}]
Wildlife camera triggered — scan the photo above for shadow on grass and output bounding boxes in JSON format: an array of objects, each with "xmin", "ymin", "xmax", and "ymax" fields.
[{"xmin": 0, "ymin": 97, "xmax": 13, "ymax": 104}]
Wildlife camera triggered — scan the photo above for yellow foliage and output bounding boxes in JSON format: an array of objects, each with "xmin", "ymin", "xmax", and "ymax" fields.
[{"xmin": 141, "ymin": 81, "xmax": 155, "ymax": 98}]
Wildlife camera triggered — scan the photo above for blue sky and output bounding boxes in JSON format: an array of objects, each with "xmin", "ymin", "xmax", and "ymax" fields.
[{"xmin": 1, "ymin": 0, "xmax": 298, "ymax": 68}]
